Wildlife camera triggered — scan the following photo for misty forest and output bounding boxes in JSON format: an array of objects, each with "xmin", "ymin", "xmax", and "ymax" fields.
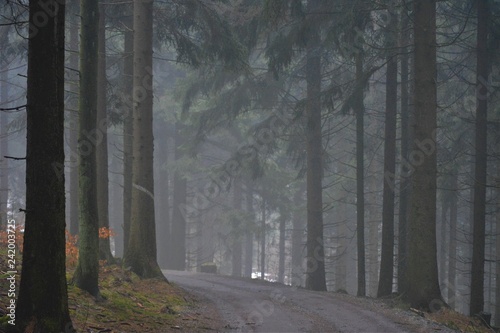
[{"xmin": 0, "ymin": 0, "xmax": 500, "ymax": 332}]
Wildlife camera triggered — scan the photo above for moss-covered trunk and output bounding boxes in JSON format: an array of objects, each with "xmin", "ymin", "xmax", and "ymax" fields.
[
  {"xmin": 123, "ymin": 0, "xmax": 163, "ymax": 279},
  {"xmin": 16, "ymin": 0, "xmax": 73, "ymax": 330},
  {"xmin": 73, "ymin": 0, "xmax": 100, "ymax": 297}
]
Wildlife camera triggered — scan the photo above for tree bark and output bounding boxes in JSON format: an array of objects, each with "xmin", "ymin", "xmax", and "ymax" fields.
[
  {"xmin": 305, "ymin": 0, "xmax": 326, "ymax": 291},
  {"xmin": 68, "ymin": 0, "xmax": 80, "ymax": 237},
  {"xmin": 73, "ymin": 0, "xmax": 101, "ymax": 297},
  {"xmin": 16, "ymin": 0, "xmax": 73, "ymax": 329},
  {"xmin": 406, "ymin": 0, "xmax": 442, "ymax": 309},
  {"xmin": 123, "ymin": 0, "xmax": 163, "ymax": 278},
  {"xmin": 470, "ymin": 0, "xmax": 489, "ymax": 316}
]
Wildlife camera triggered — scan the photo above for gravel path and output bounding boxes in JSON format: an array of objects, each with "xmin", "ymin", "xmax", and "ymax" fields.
[{"xmin": 163, "ymin": 270, "xmax": 453, "ymax": 333}]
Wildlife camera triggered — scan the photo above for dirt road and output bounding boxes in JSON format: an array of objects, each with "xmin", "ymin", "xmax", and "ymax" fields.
[{"xmin": 163, "ymin": 270, "xmax": 424, "ymax": 333}]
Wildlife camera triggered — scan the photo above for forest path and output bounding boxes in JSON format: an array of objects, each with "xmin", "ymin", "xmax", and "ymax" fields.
[{"xmin": 163, "ymin": 270, "xmax": 420, "ymax": 333}]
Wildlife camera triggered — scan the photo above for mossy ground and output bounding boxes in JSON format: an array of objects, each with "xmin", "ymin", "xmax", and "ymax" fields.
[{"xmin": 0, "ymin": 249, "xmax": 221, "ymax": 332}]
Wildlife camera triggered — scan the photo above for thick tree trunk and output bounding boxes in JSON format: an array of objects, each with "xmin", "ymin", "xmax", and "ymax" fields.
[
  {"xmin": 232, "ymin": 178, "xmax": 243, "ymax": 277},
  {"xmin": 378, "ymin": 10, "xmax": 398, "ymax": 298},
  {"xmin": 16, "ymin": 0, "xmax": 73, "ymax": 330},
  {"xmin": 68, "ymin": 0, "xmax": 80, "ymax": 237},
  {"xmin": 244, "ymin": 183, "xmax": 254, "ymax": 278},
  {"xmin": 123, "ymin": 0, "xmax": 163, "ymax": 278},
  {"xmin": 355, "ymin": 51, "xmax": 366, "ymax": 297},
  {"xmin": 470, "ymin": 0, "xmax": 489, "ymax": 316},
  {"xmin": 73, "ymin": 0, "xmax": 100, "ymax": 297},
  {"xmin": 406, "ymin": 0, "xmax": 442, "ymax": 309},
  {"xmin": 305, "ymin": 0, "xmax": 326, "ymax": 291},
  {"xmin": 96, "ymin": 2, "xmax": 114, "ymax": 263},
  {"xmin": 170, "ymin": 122, "xmax": 187, "ymax": 270}
]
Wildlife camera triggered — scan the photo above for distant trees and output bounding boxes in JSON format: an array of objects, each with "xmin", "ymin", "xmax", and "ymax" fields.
[{"xmin": 16, "ymin": 0, "xmax": 73, "ymax": 330}]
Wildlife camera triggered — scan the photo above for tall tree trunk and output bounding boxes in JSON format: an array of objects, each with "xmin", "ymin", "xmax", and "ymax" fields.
[
  {"xmin": 244, "ymin": 182, "xmax": 254, "ymax": 278},
  {"xmin": 439, "ymin": 189, "xmax": 449, "ymax": 286},
  {"xmin": 68, "ymin": 0, "xmax": 80, "ymax": 237},
  {"xmin": 123, "ymin": 0, "xmax": 163, "ymax": 278},
  {"xmin": 355, "ymin": 50, "xmax": 366, "ymax": 297},
  {"xmin": 495, "ymin": 160, "xmax": 500, "ymax": 325},
  {"xmin": 335, "ymin": 205, "xmax": 347, "ymax": 292},
  {"xmin": 447, "ymin": 169, "xmax": 458, "ymax": 310},
  {"xmin": 305, "ymin": 0, "xmax": 326, "ymax": 291},
  {"xmin": 278, "ymin": 207, "xmax": 287, "ymax": 284},
  {"xmin": 367, "ymin": 161, "xmax": 380, "ymax": 296},
  {"xmin": 96, "ymin": 2, "xmax": 114, "ymax": 263},
  {"xmin": 16, "ymin": 0, "xmax": 73, "ymax": 329},
  {"xmin": 470, "ymin": 0, "xmax": 489, "ymax": 316},
  {"xmin": 260, "ymin": 195, "xmax": 266, "ymax": 280},
  {"xmin": 378, "ymin": 10, "xmax": 398, "ymax": 298},
  {"xmin": 398, "ymin": 8, "xmax": 411, "ymax": 293},
  {"xmin": 73, "ymin": 0, "xmax": 100, "ymax": 297},
  {"xmin": 122, "ymin": 10, "xmax": 133, "ymax": 258},
  {"xmin": 406, "ymin": 0, "xmax": 442, "ymax": 309},
  {"xmin": 232, "ymin": 178, "xmax": 243, "ymax": 277},
  {"xmin": 0, "ymin": 60, "xmax": 9, "ymax": 229},
  {"xmin": 155, "ymin": 119, "xmax": 171, "ymax": 268},
  {"xmin": 291, "ymin": 184, "xmax": 305, "ymax": 287},
  {"xmin": 170, "ymin": 122, "xmax": 187, "ymax": 270}
]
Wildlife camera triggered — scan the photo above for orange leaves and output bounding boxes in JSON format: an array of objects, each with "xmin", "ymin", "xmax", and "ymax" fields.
[
  {"xmin": 65, "ymin": 228, "xmax": 115, "ymax": 269},
  {"xmin": 99, "ymin": 227, "xmax": 115, "ymax": 239},
  {"xmin": 1, "ymin": 226, "xmax": 114, "ymax": 269},
  {"xmin": 66, "ymin": 230, "xmax": 79, "ymax": 268}
]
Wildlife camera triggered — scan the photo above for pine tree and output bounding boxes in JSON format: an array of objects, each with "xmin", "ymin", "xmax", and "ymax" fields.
[{"xmin": 16, "ymin": 0, "xmax": 73, "ymax": 329}]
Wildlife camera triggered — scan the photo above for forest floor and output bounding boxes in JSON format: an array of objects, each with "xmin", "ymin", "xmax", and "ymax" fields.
[
  {"xmin": 0, "ymin": 251, "xmax": 494, "ymax": 333},
  {"xmin": 0, "ymin": 254, "xmax": 224, "ymax": 333}
]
